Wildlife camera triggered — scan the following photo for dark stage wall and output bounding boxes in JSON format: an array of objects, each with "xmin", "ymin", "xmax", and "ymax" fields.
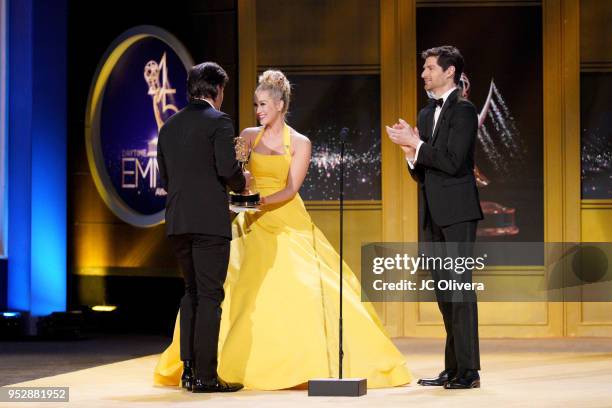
[{"xmin": 67, "ymin": 0, "xmax": 239, "ymax": 332}]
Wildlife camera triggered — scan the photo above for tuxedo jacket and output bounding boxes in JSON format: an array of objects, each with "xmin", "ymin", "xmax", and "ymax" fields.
[
  {"xmin": 157, "ymin": 100, "xmax": 245, "ymax": 238},
  {"xmin": 409, "ymin": 89, "xmax": 484, "ymax": 229}
]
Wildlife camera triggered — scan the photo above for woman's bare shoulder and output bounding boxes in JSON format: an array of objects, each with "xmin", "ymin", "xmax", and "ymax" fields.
[
  {"xmin": 289, "ymin": 127, "xmax": 311, "ymax": 147},
  {"xmin": 239, "ymin": 126, "xmax": 262, "ymax": 141}
]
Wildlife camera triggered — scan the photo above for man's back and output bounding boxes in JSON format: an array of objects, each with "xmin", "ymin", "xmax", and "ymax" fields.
[{"xmin": 157, "ymin": 100, "xmax": 245, "ymax": 238}]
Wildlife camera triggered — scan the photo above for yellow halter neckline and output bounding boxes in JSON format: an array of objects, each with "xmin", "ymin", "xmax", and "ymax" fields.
[{"xmin": 252, "ymin": 124, "xmax": 291, "ymax": 156}]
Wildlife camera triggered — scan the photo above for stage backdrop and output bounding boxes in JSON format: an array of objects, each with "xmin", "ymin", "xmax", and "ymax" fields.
[
  {"xmin": 289, "ymin": 74, "xmax": 381, "ymax": 201},
  {"xmin": 254, "ymin": 0, "xmax": 383, "ymax": 281},
  {"xmin": 580, "ymin": 72, "xmax": 612, "ymax": 200},
  {"xmin": 85, "ymin": 26, "xmax": 192, "ymax": 228},
  {"xmin": 576, "ymin": 0, "xmax": 612, "ymax": 337},
  {"xmin": 69, "ymin": 0, "xmax": 240, "ymax": 332},
  {"xmin": 417, "ymin": 5, "xmax": 544, "ymax": 243},
  {"xmin": 407, "ymin": 2, "xmax": 554, "ymax": 338}
]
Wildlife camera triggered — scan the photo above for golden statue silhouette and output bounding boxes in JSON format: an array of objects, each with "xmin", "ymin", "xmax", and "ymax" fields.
[{"xmin": 144, "ymin": 52, "xmax": 179, "ymax": 131}]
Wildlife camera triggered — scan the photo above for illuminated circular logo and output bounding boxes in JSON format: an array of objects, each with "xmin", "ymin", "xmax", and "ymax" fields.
[{"xmin": 85, "ymin": 26, "xmax": 193, "ymax": 227}]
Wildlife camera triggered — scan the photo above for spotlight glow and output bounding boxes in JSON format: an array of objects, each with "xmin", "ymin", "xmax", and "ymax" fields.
[{"xmin": 92, "ymin": 305, "xmax": 117, "ymax": 312}]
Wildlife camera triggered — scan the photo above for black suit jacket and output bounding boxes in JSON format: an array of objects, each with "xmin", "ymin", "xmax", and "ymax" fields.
[
  {"xmin": 157, "ymin": 100, "xmax": 245, "ymax": 238},
  {"xmin": 409, "ymin": 89, "xmax": 483, "ymax": 228}
]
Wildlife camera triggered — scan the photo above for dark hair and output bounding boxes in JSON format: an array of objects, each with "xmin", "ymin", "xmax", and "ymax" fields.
[
  {"xmin": 421, "ymin": 45, "xmax": 464, "ymax": 85},
  {"xmin": 187, "ymin": 62, "xmax": 229, "ymax": 101}
]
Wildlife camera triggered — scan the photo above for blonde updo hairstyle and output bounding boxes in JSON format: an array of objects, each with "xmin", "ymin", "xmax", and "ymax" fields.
[{"xmin": 256, "ymin": 69, "xmax": 291, "ymax": 114}]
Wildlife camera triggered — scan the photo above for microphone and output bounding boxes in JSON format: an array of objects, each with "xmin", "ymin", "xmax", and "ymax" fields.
[{"xmin": 340, "ymin": 127, "xmax": 349, "ymax": 143}]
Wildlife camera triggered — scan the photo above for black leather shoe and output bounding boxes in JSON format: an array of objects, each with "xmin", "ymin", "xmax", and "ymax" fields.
[
  {"xmin": 417, "ymin": 369, "xmax": 456, "ymax": 386},
  {"xmin": 444, "ymin": 369, "xmax": 480, "ymax": 389},
  {"xmin": 181, "ymin": 360, "xmax": 194, "ymax": 391},
  {"xmin": 192, "ymin": 376, "xmax": 243, "ymax": 393}
]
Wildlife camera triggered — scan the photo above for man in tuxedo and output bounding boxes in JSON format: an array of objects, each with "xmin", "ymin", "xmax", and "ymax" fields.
[
  {"xmin": 157, "ymin": 62, "xmax": 249, "ymax": 393},
  {"xmin": 386, "ymin": 46, "xmax": 483, "ymax": 389}
]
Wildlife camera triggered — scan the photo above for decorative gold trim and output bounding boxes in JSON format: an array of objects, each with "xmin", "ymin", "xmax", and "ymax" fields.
[
  {"xmin": 416, "ymin": 321, "xmax": 552, "ymax": 326},
  {"xmin": 256, "ymin": 65, "xmax": 380, "ymax": 75},
  {"xmin": 581, "ymin": 62, "xmax": 612, "ymax": 72},
  {"xmin": 541, "ymin": 0, "xmax": 591, "ymax": 337},
  {"xmin": 380, "ymin": 0, "xmax": 419, "ymax": 337},
  {"xmin": 416, "ymin": 0, "xmax": 540, "ymax": 6},
  {"xmin": 581, "ymin": 199, "xmax": 612, "ymax": 209},
  {"xmin": 381, "ymin": 0, "xmax": 419, "ymax": 245},
  {"xmin": 238, "ymin": 0, "xmax": 257, "ymax": 130},
  {"xmin": 576, "ymin": 321, "xmax": 612, "ymax": 327}
]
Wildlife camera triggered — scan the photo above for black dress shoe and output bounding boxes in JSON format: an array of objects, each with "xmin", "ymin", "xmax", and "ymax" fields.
[
  {"xmin": 192, "ymin": 376, "xmax": 244, "ymax": 393},
  {"xmin": 417, "ymin": 369, "xmax": 456, "ymax": 386},
  {"xmin": 444, "ymin": 369, "xmax": 480, "ymax": 389},
  {"xmin": 181, "ymin": 360, "xmax": 194, "ymax": 391}
]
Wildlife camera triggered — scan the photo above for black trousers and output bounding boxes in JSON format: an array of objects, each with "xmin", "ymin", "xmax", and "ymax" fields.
[
  {"xmin": 423, "ymin": 210, "xmax": 481, "ymax": 373},
  {"xmin": 169, "ymin": 233, "xmax": 230, "ymax": 380}
]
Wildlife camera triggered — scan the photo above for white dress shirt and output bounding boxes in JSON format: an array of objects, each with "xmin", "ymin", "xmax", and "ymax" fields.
[
  {"xmin": 204, "ymin": 99, "xmax": 216, "ymax": 110},
  {"xmin": 407, "ymin": 86, "xmax": 457, "ymax": 169}
]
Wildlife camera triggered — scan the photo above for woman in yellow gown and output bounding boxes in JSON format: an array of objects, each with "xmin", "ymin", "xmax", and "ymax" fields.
[{"xmin": 154, "ymin": 70, "xmax": 412, "ymax": 390}]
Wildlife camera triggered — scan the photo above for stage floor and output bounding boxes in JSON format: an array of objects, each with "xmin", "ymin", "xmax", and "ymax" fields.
[{"xmin": 2, "ymin": 338, "xmax": 612, "ymax": 408}]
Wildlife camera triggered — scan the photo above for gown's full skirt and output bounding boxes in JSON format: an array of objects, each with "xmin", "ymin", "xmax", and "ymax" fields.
[{"xmin": 154, "ymin": 132, "xmax": 412, "ymax": 390}]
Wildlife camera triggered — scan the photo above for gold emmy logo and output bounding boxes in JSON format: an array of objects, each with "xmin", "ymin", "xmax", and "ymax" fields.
[
  {"xmin": 142, "ymin": 52, "xmax": 178, "ymax": 198},
  {"xmin": 144, "ymin": 52, "xmax": 178, "ymax": 130}
]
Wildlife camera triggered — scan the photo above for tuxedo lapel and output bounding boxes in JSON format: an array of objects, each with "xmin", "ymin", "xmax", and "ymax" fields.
[
  {"xmin": 431, "ymin": 89, "xmax": 459, "ymax": 144},
  {"xmin": 424, "ymin": 106, "xmax": 435, "ymax": 143}
]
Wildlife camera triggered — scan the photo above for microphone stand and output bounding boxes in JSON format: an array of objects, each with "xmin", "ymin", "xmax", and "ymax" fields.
[
  {"xmin": 307, "ymin": 127, "xmax": 367, "ymax": 397},
  {"xmin": 339, "ymin": 127, "xmax": 346, "ymax": 379}
]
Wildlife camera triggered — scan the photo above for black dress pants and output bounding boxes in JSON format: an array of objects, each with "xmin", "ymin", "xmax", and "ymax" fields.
[
  {"xmin": 169, "ymin": 233, "xmax": 230, "ymax": 380},
  {"xmin": 423, "ymin": 210, "xmax": 481, "ymax": 373}
]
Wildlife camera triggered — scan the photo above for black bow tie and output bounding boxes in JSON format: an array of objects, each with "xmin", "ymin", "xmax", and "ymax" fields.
[{"xmin": 429, "ymin": 98, "xmax": 444, "ymax": 108}]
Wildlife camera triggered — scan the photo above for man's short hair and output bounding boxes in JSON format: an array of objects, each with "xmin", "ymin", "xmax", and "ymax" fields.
[
  {"xmin": 187, "ymin": 62, "xmax": 229, "ymax": 101},
  {"xmin": 421, "ymin": 46, "xmax": 464, "ymax": 85}
]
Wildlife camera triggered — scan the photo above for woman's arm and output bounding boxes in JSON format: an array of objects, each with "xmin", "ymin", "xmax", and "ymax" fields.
[
  {"xmin": 238, "ymin": 126, "xmax": 260, "ymax": 152},
  {"xmin": 261, "ymin": 131, "xmax": 311, "ymax": 206}
]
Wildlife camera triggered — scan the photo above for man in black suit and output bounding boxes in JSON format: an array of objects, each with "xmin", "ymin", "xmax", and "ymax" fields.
[
  {"xmin": 386, "ymin": 46, "xmax": 483, "ymax": 389},
  {"xmin": 157, "ymin": 62, "xmax": 249, "ymax": 393}
]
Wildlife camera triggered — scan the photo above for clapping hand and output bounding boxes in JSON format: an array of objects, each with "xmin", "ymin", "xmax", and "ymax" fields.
[{"xmin": 386, "ymin": 119, "xmax": 421, "ymax": 147}]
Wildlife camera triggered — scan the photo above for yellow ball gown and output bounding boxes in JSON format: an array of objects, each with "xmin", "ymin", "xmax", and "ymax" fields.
[{"xmin": 153, "ymin": 124, "xmax": 412, "ymax": 390}]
